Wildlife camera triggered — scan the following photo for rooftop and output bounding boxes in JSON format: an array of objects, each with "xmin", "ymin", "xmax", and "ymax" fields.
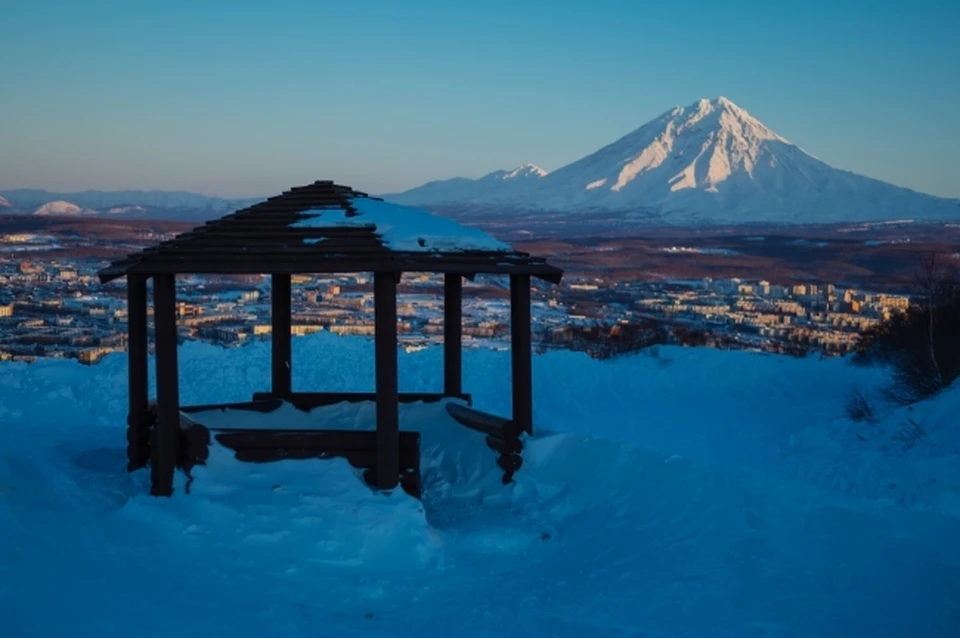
[{"xmin": 97, "ymin": 181, "xmax": 562, "ymax": 283}]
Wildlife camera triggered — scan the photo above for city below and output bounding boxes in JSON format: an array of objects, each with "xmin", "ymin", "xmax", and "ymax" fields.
[{"xmin": 1, "ymin": 229, "xmax": 913, "ymax": 365}]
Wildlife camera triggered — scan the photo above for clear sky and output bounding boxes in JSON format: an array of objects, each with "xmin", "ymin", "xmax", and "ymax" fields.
[{"xmin": 1, "ymin": 0, "xmax": 958, "ymax": 199}]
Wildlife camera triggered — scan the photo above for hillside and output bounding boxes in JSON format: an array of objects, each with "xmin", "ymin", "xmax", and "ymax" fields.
[
  {"xmin": 386, "ymin": 97, "xmax": 960, "ymax": 225},
  {"xmin": 1, "ymin": 333, "xmax": 958, "ymax": 637}
]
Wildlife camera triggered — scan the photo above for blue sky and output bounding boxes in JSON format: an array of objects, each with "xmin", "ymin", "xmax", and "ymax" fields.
[{"xmin": 1, "ymin": 0, "xmax": 957, "ymax": 198}]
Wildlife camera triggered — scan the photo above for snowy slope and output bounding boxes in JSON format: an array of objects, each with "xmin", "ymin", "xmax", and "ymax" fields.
[
  {"xmin": 390, "ymin": 163, "xmax": 547, "ymax": 206},
  {"xmin": 385, "ymin": 97, "xmax": 960, "ymax": 224},
  {"xmin": 0, "ymin": 195, "xmax": 11, "ymax": 208},
  {"xmin": 1, "ymin": 333, "xmax": 959, "ymax": 637}
]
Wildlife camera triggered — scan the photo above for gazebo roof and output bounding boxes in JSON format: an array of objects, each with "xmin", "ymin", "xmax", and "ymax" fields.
[{"xmin": 97, "ymin": 180, "xmax": 563, "ymax": 284}]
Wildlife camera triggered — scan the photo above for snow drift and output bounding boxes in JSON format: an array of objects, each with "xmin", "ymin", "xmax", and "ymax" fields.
[
  {"xmin": 385, "ymin": 97, "xmax": 960, "ymax": 224},
  {"xmin": 1, "ymin": 333, "xmax": 959, "ymax": 637}
]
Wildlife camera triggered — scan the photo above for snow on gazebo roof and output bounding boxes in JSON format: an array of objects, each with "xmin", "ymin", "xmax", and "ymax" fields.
[
  {"xmin": 292, "ymin": 196, "xmax": 510, "ymax": 253},
  {"xmin": 97, "ymin": 180, "xmax": 563, "ymax": 283}
]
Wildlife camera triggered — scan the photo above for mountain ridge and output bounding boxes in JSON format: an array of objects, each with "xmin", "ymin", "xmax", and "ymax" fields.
[
  {"xmin": 383, "ymin": 97, "xmax": 960, "ymax": 224},
  {"xmin": 2, "ymin": 98, "xmax": 957, "ymax": 226},
  {"xmin": 0, "ymin": 188, "xmax": 264, "ymax": 222}
]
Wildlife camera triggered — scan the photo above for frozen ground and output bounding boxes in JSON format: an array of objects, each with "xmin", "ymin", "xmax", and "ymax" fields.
[{"xmin": 1, "ymin": 333, "xmax": 959, "ymax": 637}]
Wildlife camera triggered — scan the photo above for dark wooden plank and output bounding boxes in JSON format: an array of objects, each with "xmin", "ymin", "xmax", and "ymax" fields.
[
  {"xmin": 152, "ymin": 274, "xmax": 180, "ymax": 497},
  {"xmin": 232, "ymin": 448, "xmax": 379, "ymax": 465},
  {"xmin": 181, "ymin": 399, "xmax": 283, "ymax": 414},
  {"xmin": 496, "ymin": 454, "xmax": 523, "ymax": 473},
  {"xmin": 271, "ymin": 274, "xmax": 292, "ymax": 397},
  {"xmin": 230, "ymin": 447, "xmax": 414, "ymax": 471},
  {"xmin": 180, "ymin": 423, "xmax": 211, "ymax": 445},
  {"xmin": 444, "ymin": 273, "xmax": 463, "ymax": 397},
  {"xmin": 172, "ymin": 228, "xmax": 379, "ymax": 241},
  {"xmin": 133, "ymin": 252, "xmax": 540, "ymax": 265},
  {"xmin": 143, "ymin": 233, "xmax": 381, "ymax": 246},
  {"xmin": 98, "ymin": 260, "xmax": 138, "ymax": 283},
  {"xmin": 171, "ymin": 230, "xmax": 381, "ymax": 241},
  {"xmin": 400, "ymin": 471, "xmax": 422, "ymax": 500},
  {"xmin": 107, "ymin": 255, "xmax": 561, "ymax": 283},
  {"xmin": 163, "ymin": 224, "xmax": 376, "ymax": 235},
  {"xmin": 133, "ymin": 260, "xmax": 554, "ymax": 281},
  {"xmin": 374, "ymin": 271, "xmax": 399, "ymax": 490},
  {"xmin": 510, "ymin": 274, "xmax": 533, "ymax": 435},
  {"xmin": 214, "ymin": 429, "xmax": 420, "ymax": 454},
  {"xmin": 145, "ymin": 245, "xmax": 389, "ymax": 257},
  {"xmin": 396, "ymin": 260, "xmax": 563, "ymax": 283},
  {"xmin": 251, "ymin": 391, "xmax": 471, "ymax": 409},
  {"xmin": 125, "ymin": 273, "xmax": 150, "ymax": 472},
  {"xmin": 446, "ymin": 402, "xmax": 521, "ymax": 439},
  {"xmin": 485, "ymin": 434, "xmax": 523, "ymax": 455},
  {"xmin": 128, "ymin": 260, "xmax": 401, "ymax": 276}
]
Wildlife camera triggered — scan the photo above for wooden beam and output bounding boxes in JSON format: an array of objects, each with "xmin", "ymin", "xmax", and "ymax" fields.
[
  {"xmin": 510, "ymin": 274, "xmax": 533, "ymax": 435},
  {"xmin": 180, "ymin": 399, "xmax": 283, "ymax": 414},
  {"xmin": 443, "ymin": 273, "xmax": 463, "ymax": 397},
  {"xmin": 143, "ymin": 243, "xmax": 387, "ymax": 256},
  {"xmin": 152, "ymin": 274, "xmax": 180, "ymax": 497},
  {"xmin": 374, "ymin": 271, "xmax": 399, "ymax": 490},
  {"xmin": 250, "ymin": 391, "xmax": 471, "ymax": 410},
  {"xmin": 230, "ymin": 448, "xmax": 419, "ymax": 474},
  {"xmin": 446, "ymin": 402, "xmax": 521, "ymax": 439},
  {"xmin": 126, "ymin": 274, "xmax": 150, "ymax": 472},
  {"xmin": 214, "ymin": 429, "xmax": 420, "ymax": 455},
  {"xmin": 271, "ymin": 273, "xmax": 292, "ymax": 397},
  {"xmin": 126, "ymin": 260, "xmax": 399, "ymax": 276}
]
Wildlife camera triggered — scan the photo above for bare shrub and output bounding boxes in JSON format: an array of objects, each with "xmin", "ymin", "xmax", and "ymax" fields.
[
  {"xmin": 855, "ymin": 251, "xmax": 960, "ymax": 404},
  {"xmin": 846, "ymin": 387, "xmax": 877, "ymax": 424},
  {"xmin": 891, "ymin": 418, "xmax": 927, "ymax": 448}
]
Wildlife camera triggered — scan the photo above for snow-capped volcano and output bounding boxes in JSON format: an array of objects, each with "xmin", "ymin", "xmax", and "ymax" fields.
[{"xmin": 385, "ymin": 97, "xmax": 960, "ymax": 224}]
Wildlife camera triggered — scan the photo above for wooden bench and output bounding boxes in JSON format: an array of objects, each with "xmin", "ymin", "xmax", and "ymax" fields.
[{"xmin": 446, "ymin": 402, "xmax": 525, "ymax": 484}]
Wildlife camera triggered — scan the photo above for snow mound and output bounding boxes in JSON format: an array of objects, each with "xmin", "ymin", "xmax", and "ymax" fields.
[
  {"xmin": 33, "ymin": 200, "xmax": 90, "ymax": 216},
  {"xmin": 1, "ymin": 334, "xmax": 959, "ymax": 637}
]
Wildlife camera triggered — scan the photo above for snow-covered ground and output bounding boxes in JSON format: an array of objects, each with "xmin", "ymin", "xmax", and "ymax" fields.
[{"xmin": 1, "ymin": 333, "xmax": 959, "ymax": 637}]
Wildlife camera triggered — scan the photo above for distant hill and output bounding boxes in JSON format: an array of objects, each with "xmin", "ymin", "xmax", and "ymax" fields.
[{"xmin": 0, "ymin": 188, "xmax": 262, "ymax": 222}]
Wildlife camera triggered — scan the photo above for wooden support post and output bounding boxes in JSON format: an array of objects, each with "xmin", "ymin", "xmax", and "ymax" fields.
[
  {"xmin": 510, "ymin": 274, "xmax": 533, "ymax": 435},
  {"xmin": 126, "ymin": 274, "xmax": 150, "ymax": 471},
  {"xmin": 374, "ymin": 271, "xmax": 399, "ymax": 490},
  {"xmin": 443, "ymin": 273, "xmax": 463, "ymax": 397},
  {"xmin": 271, "ymin": 273, "xmax": 292, "ymax": 397},
  {"xmin": 152, "ymin": 274, "xmax": 180, "ymax": 497}
]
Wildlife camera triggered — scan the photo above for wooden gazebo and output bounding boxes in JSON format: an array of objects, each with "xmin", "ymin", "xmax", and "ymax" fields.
[{"xmin": 98, "ymin": 180, "xmax": 563, "ymax": 498}]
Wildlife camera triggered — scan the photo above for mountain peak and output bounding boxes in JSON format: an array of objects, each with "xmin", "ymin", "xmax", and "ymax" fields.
[
  {"xmin": 710, "ymin": 95, "xmax": 737, "ymax": 108},
  {"xmin": 385, "ymin": 97, "xmax": 959, "ymax": 224},
  {"xmin": 504, "ymin": 164, "xmax": 548, "ymax": 179}
]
